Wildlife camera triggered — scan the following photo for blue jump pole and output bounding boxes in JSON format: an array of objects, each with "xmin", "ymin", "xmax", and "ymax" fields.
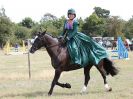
[{"xmin": 117, "ymin": 37, "xmax": 128, "ymax": 59}]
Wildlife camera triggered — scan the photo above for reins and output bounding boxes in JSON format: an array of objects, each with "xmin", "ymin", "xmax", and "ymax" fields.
[{"xmin": 36, "ymin": 33, "xmax": 61, "ymax": 48}]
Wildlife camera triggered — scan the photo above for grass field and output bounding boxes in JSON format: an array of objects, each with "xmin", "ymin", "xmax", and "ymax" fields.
[{"xmin": 0, "ymin": 50, "xmax": 133, "ymax": 99}]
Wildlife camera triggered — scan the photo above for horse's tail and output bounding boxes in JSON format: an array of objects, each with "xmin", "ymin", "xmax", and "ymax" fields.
[{"xmin": 103, "ymin": 58, "xmax": 119, "ymax": 76}]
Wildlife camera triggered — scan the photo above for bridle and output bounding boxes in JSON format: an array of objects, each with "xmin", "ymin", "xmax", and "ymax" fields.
[{"xmin": 34, "ymin": 34, "xmax": 61, "ymax": 49}]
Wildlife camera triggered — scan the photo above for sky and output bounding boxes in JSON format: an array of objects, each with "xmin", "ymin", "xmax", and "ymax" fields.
[{"xmin": 0, "ymin": 0, "xmax": 133, "ymax": 23}]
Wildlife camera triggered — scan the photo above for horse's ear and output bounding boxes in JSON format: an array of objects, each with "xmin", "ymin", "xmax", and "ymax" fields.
[
  {"xmin": 42, "ymin": 29, "xmax": 47, "ymax": 35},
  {"xmin": 37, "ymin": 32, "xmax": 41, "ymax": 36}
]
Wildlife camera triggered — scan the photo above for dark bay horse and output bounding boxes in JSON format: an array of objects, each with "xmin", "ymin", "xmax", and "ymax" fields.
[{"xmin": 30, "ymin": 31, "xmax": 118, "ymax": 95}]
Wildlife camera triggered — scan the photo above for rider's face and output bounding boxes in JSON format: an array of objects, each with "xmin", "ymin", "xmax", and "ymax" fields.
[{"xmin": 68, "ymin": 14, "xmax": 75, "ymax": 20}]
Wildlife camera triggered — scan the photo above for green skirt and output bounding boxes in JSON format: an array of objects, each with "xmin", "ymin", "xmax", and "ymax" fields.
[{"xmin": 67, "ymin": 32, "xmax": 108, "ymax": 67}]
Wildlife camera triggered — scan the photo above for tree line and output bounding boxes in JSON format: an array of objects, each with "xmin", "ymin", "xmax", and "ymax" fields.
[{"xmin": 0, "ymin": 7, "xmax": 133, "ymax": 48}]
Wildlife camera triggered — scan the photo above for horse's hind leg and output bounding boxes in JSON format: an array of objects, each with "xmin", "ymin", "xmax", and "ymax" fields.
[
  {"xmin": 95, "ymin": 63, "xmax": 112, "ymax": 91},
  {"xmin": 81, "ymin": 65, "xmax": 92, "ymax": 93}
]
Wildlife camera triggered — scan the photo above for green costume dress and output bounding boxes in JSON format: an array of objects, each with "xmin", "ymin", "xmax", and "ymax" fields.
[{"xmin": 61, "ymin": 20, "xmax": 108, "ymax": 67}]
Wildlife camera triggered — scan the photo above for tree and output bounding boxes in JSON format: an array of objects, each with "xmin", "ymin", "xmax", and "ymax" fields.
[
  {"xmin": 12, "ymin": 24, "xmax": 30, "ymax": 44},
  {"xmin": 78, "ymin": 17, "xmax": 84, "ymax": 32},
  {"xmin": 41, "ymin": 13, "xmax": 57, "ymax": 22},
  {"xmin": 94, "ymin": 7, "xmax": 110, "ymax": 18},
  {"xmin": 40, "ymin": 13, "xmax": 60, "ymax": 36},
  {"xmin": 0, "ymin": 7, "xmax": 6, "ymax": 17},
  {"xmin": 124, "ymin": 16, "xmax": 133, "ymax": 39},
  {"xmin": 0, "ymin": 8, "xmax": 13, "ymax": 48},
  {"xmin": 30, "ymin": 22, "xmax": 41, "ymax": 37},
  {"xmin": 19, "ymin": 17, "xmax": 35, "ymax": 28},
  {"xmin": 82, "ymin": 13, "xmax": 105, "ymax": 36},
  {"xmin": 106, "ymin": 16, "xmax": 125, "ymax": 38},
  {"xmin": 52, "ymin": 16, "xmax": 66, "ymax": 35}
]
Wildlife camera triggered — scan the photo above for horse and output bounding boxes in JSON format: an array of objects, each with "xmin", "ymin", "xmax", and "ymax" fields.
[{"xmin": 30, "ymin": 31, "xmax": 119, "ymax": 95}]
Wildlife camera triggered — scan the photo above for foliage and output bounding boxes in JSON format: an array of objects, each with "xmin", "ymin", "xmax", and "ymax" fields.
[
  {"xmin": 94, "ymin": 7, "xmax": 110, "ymax": 18},
  {"xmin": 40, "ymin": 14, "xmax": 66, "ymax": 36},
  {"xmin": 1, "ymin": 6, "xmax": 133, "ymax": 48},
  {"xmin": 124, "ymin": 17, "xmax": 133, "ymax": 39},
  {"xmin": 0, "ymin": 7, "xmax": 14, "ymax": 48},
  {"xmin": 0, "ymin": 9, "xmax": 13, "ymax": 48},
  {"xmin": 14, "ymin": 25, "xmax": 30, "ymax": 39},
  {"xmin": 19, "ymin": 17, "xmax": 35, "ymax": 28},
  {"xmin": 106, "ymin": 16, "xmax": 125, "ymax": 38},
  {"xmin": 41, "ymin": 13, "xmax": 57, "ymax": 22},
  {"xmin": 82, "ymin": 13, "xmax": 105, "ymax": 36},
  {"xmin": 30, "ymin": 23, "xmax": 41, "ymax": 37},
  {"xmin": 52, "ymin": 16, "xmax": 66, "ymax": 35},
  {"xmin": 0, "ymin": 7, "xmax": 6, "ymax": 17},
  {"xmin": 78, "ymin": 17, "xmax": 84, "ymax": 32}
]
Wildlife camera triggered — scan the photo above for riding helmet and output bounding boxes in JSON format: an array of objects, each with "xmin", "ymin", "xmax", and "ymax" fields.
[{"xmin": 67, "ymin": 8, "xmax": 76, "ymax": 17}]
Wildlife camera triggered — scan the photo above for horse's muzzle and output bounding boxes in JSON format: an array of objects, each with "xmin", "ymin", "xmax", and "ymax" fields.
[{"xmin": 29, "ymin": 48, "xmax": 35, "ymax": 53}]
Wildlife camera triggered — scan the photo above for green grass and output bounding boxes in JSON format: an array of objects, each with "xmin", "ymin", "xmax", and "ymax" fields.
[{"xmin": 0, "ymin": 50, "xmax": 133, "ymax": 99}]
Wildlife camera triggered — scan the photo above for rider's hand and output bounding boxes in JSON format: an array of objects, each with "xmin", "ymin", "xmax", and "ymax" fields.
[
  {"xmin": 66, "ymin": 37, "xmax": 70, "ymax": 41},
  {"xmin": 58, "ymin": 36, "xmax": 65, "ymax": 44},
  {"xmin": 58, "ymin": 36, "xmax": 63, "ymax": 39}
]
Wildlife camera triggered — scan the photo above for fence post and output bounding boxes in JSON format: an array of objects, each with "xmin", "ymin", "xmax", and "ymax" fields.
[{"xmin": 27, "ymin": 39, "xmax": 31, "ymax": 79}]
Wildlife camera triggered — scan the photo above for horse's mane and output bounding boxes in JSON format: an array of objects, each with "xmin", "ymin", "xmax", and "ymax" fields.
[
  {"xmin": 45, "ymin": 32, "xmax": 57, "ymax": 38},
  {"xmin": 45, "ymin": 32, "xmax": 58, "ymax": 42}
]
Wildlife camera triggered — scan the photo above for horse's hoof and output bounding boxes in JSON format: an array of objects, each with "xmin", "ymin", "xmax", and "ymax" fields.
[
  {"xmin": 105, "ymin": 84, "xmax": 112, "ymax": 92},
  {"xmin": 106, "ymin": 87, "xmax": 112, "ymax": 92},
  {"xmin": 80, "ymin": 85, "xmax": 87, "ymax": 93},
  {"xmin": 108, "ymin": 87, "xmax": 112, "ymax": 91},
  {"xmin": 48, "ymin": 92, "xmax": 52, "ymax": 96},
  {"xmin": 65, "ymin": 83, "xmax": 71, "ymax": 88}
]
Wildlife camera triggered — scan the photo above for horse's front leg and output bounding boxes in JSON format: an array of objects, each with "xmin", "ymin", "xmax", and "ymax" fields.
[
  {"xmin": 56, "ymin": 82, "xmax": 71, "ymax": 88},
  {"xmin": 48, "ymin": 69, "xmax": 62, "ymax": 96}
]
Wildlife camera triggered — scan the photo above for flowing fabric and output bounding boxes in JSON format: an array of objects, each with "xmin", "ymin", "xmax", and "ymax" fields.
[{"xmin": 61, "ymin": 20, "xmax": 108, "ymax": 67}]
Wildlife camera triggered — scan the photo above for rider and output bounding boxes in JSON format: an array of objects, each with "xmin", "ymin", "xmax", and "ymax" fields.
[{"xmin": 59, "ymin": 8, "xmax": 108, "ymax": 67}]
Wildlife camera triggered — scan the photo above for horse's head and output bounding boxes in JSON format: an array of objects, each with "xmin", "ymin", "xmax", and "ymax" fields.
[{"xmin": 30, "ymin": 31, "xmax": 46, "ymax": 53}]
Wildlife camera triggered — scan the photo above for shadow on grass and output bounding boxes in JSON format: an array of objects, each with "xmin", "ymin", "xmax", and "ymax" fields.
[
  {"xmin": 0, "ymin": 90, "xmax": 114, "ymax": 98},
  {"xmin": 0, "ymin": 91, "xmax": 90, "ymax": 98},
  {"xmin": 0, "ymin": 91, "xmax": 46, "ymax": 98}
]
